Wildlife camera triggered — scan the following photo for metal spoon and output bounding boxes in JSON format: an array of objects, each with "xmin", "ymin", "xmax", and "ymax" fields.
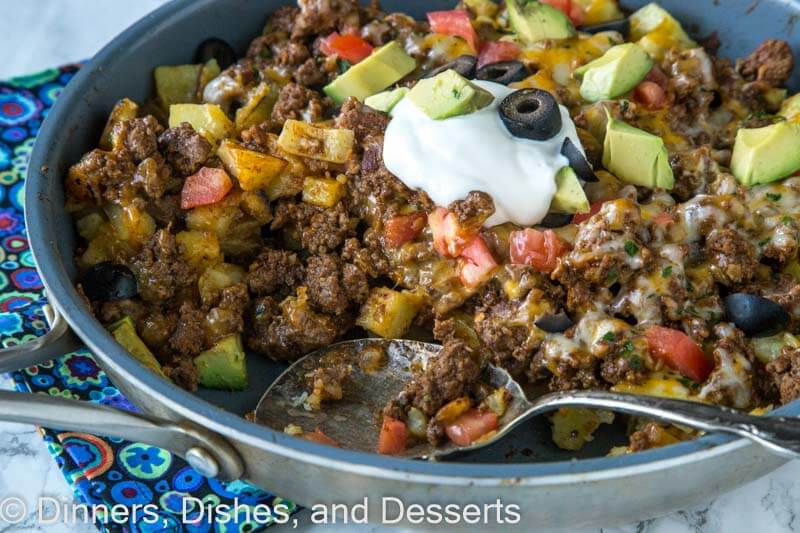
[{"xmin": 255, "ymin": 339, "xmax": 800, "ymax": 460}]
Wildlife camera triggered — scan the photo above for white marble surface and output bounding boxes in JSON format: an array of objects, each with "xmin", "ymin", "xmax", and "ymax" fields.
[{"xmin": 2, "ymin": 1, "xmax": 800, "ymax": 531}]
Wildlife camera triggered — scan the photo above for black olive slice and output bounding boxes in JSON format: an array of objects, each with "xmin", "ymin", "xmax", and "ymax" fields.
[
  {"xmin": 80, "ymin": 262, "xmax": 138, "ymax": 302},
  {"xmin": 723, "ymin": 293, "xmax": 790, "ymax": 337},
  {"xmin": 580, "ymin": 18, "xmax": 630, "ymax": 38},
  {"xmin": 196, "ymin": 38, "xmax": 237, "ymax": 70},
  {"xmin": 539, "ymin": 212, "xmax": 574, "ymax": 228},
  {"xmin": 476, "ymin": 61, "xmax": 530, "ymax": 85},
  {"xmin": 561, "ymin": 138, "xmax": 598, "ymax": 182},
  {"xmin": 500, "ymin": 89, "xmax": 562, "ymax": 141},
  {"xmin": 423, "ymin": 55, "xmax": 477, "ymax": 79},
  {"xmin": 535, "ymin": 311, "xmax": 575, "ymax": 333}
]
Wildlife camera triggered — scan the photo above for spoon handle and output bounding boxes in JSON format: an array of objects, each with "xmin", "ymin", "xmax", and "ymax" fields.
[{"xmin": 531, "ymin": 391, "xmax": 800, "ymax": 460}]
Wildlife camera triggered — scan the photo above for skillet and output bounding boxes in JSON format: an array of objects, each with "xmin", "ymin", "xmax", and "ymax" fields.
[{"xmin": 2, "ymin": 0, "xmax": 800, "ymax": 528}]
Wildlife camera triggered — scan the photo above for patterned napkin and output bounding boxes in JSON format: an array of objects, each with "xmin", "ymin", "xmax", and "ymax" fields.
[{"xmin": 0, "ymin": 66, "xmax": 297, "ymax": 532}]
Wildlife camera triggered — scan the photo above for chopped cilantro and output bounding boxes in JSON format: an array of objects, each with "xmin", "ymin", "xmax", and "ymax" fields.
[
  {"xmin": 678, "ymin": 377, "xmax": 699, "ymax": 389},
  {"xmin": 783, "ymin": 215, "xmax": 795, "ymax": 224},
  {"xmin": 686, "ymin": 281, "xmax": 694, "ymax": 293},
  {"xmin": 338, "ymin": 59, "xmax": 352, "ymax": 73},
  {"xmin": 603, "ymin": 331, "xmax": 617, "ymax": 342},
  {"xmin": 624, "ymin": 240, "xmax": 639, "ymax": 257},
  {"xmin": 607, "ymin": 267, "xmax": 619, "ymax": 283},
  {"xmin": 661, "ymin": 266, "xmax": 673, "ymax": 278},
  {"xmin": 621, "ymin": 340, "xmax": 635, "ymax": 355},
  {"xmin": 452, "ymin": 88, "xmax": 461, "ymax": 98},
  {"xmin": 766, "ymin": 192, "xmax": 782, "ymax": 202},
  {"xmin": 628, "ymin": 356, "xmax": 644, "ymax": 371},
  {"xmin": 759, "ymin": 237, "xmax": 771, "ymax": 247}
]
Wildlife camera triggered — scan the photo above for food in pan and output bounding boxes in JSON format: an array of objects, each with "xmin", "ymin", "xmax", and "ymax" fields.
[{"xmin": 66, "ymin": 0, "xmax": 800, "ymax": 455}]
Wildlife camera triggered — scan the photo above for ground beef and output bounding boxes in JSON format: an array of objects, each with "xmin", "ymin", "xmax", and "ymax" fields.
[
  {"xmin": 246, "ymin": 248, "xmax": 305, "ymax": 297},
  {"xmin": 766, "ymin": 347, "xmax": 800, "ymax": 404},
  {"xmin": 66, "ymin": 149, "xmax": 136, "ymax": 207},
  {"xmin": 294, "ymin": 58, "xmax": 329, "ymax": 87},
  {"xmin": 163, "ymin": 359, "xmax": 200, "ymax": 391},
  {"xmin": 271, "ymin": 83, "xmax": 326, "ymax": 125},
  {"xmin": 276, "ymin": 40, "xmax": 311, "ymax": 66},
  {"xmin": 203, "ymin": 283, "xmax": 249, "ymax": 344},
  {"xmin": 133, "ymin": 156, "xmax": 172, "ymax": 200},
  {"xmin": 698, "ymin": 324, "xmax": 755, "ymax": 409},
  {"xmin": 116, "ymin": 116, "xmax": 164, "ymax": 163},
  {"xmin": 305, "ymin": 254, "xmax": 369, "ymax": 314},
  {"xmin": 628, "ymin": 422, "xmax": 681, "ymax": 452},
  {"xmin": 334, "ymin": 98, "xmax": 389, "ymax": 143},
  {"xmin": 762, "ymin": 221, "xmax": 799, "ymax": 265},
  {"xmin": 98, "ymin": 299, "xmax": 148, "ymax": 326},
  {"xmin": 409, "ymin": 339, "xmax": 482, "ymax": 417},
  {"xmin": 157, "ymin": 123, "xmax": 212, "ymax": 177},
  {"xmin": 705, "ymin": 228, "xmax": 758, "ymax": 286},
  {"xmin": 169, "ymin": 302, "xmax": 206, "ymax": 357},
  {"xmin": 265, "ymin": 5, "xmax": 300, "ymax": 34},
  {"xmin": 291, "ymin": 0, "xmax": 361, "ymax": 39},
  {"xmin": 138, "ymin": 310, "xmax": 177, "ymax": 357},
  {"xmin": 145, "ymin": 193, "xmax": 183, "ymax": 228},
  {"xmin": 739, "ymin": 39, "xmax": 794, "ymax": 85},
  {"xmin": 271, "ymin": 200, "xmax": 357, "ymax": 254},
  {"xmin": 132, "ymin": 230, "xmax": 195, "ymax": 302},
  {"xmin": 449, "ymin": 191, "xmax": 495, "ymax": 234},
  {"xmin": 341, "ymin": 236, "xmax": 390, "ymax": 278},
  {"xmin": 669, "ymin": 145, "xmax": 721, "ymax": 201}
]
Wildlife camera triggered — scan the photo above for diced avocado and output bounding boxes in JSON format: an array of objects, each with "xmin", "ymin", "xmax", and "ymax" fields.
[
  {"xmin": 575, "ymin": 43, "xmax": 653, "ymax": 102},
  {"xmin": 194, "ymin": 334, "xmax": 248, "ymax": 390},
  {"xmin": 779, "ymin": 93, "xmax": 800, "ymax": 121},
  {"xmin": 365, "ymin": 87, "xmax": 409, "ymax": 114},
  {"xmin": 731, "ymin": 121, "xmax": 800, "ymax": 186},
  {"xmin": 507, "ymin": 0, "xmax": 576, "ymax": 45},
  {"xmin": 602, "ymin": 117, "xmax": 674, "ymax": 189},
  {"xmin": 551, "ymin": 166, "xmax": 591, "ymax": 214},
  {"xmin": 752, "ymin": 332, "xmax": 800, "ymax": 364},
  {"xmin": 629, "ymin": 3, "xmax": 695, "ymax": 60},
  {"xmin": 108, "ymin": 317, "xmax": 169, "ymax": 380},
  {"xmin": 324, "ymin": 42, "xmax": 416, "ymax": 104},
  {"xmin": 408, "ymin": 70, "xmax": 494, "ymax": 120}
]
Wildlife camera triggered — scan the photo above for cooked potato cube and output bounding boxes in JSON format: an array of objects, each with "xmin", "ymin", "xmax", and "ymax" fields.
[
  {"xmin": 155, "ymin": 64, "xmax": 202, "ymax": 108},
  {"xmin": 356, "ymin": 288, "xmax": 422, "ymax": 339},
  {"xmin": 277, "ymin": 119, "xmax": 355, "ymax": 163},
  {"xmin": 79, "ymin": 223, "xmax": 135, "ymax": 268},
  {"xmin": 99, "ymin": 98, "xmax": 139, "ymax": 150},
  {"xmin": 105, "ymin": 204, "xmax": 156, "ymax": 248},
  {"xmin": 550, "ymin": 407, "xmax": 614, "ymax": 451},
  {"xmin": 176, "ymin": 230, "xmax": 222, "ymax": 270},
  {"xmin": 169, "ymin": 103, "xmax": 234, "ymax": 144},
  {"xmin": 235, "ymin": 82, "xmax": 277, "ymax": 131},
  {"xmin": 265, "ymin": 173, "xmax": 304, "ymax": 201},
  {"xmin": 186, "ymin": 191, "xmax": 263, "ymax": 257},
  {"xmin": 217, "ymin": 139, "xmax": 287, "ymax": 191},
  {"xmin": 199, "ymin": 263, "xmax": 245, "ymax": 306},
  {"xmin": 76, "ymin": 211, "xmax": 106, "ymax": 241},
  {"xmin": 302, "ymin": 175, "xmax": 346, "ymax": 208},
  {"xmin": 434, "ymin": 396, "xmax": 471, "ymax": 424}
]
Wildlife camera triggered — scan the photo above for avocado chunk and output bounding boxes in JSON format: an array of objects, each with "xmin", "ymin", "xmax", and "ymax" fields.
[
  {"xmin": 324, "ymin": 42, "xmax": 416, "ymax": 104},
  {"xmin": 731, "ymin": 121, "xmax": 800, "ymax": 186},
  {"xmin": 602, "ymin": 117, "xmax": 674, "ymax": 189},
  {"xmin": 365, "ymin": 87, "xmax": 409, "ymax": 114},
  {"xmin": 575, "ymin": 43, "xmax": 653, "ymax": 102},
  {"xmin": 108, "ymin": 317, "xmax": 169, "ymax": 380},
  {"xmin": 507, "ymin": 0, "xmax": 576, "ymax": 44},
  {"xmin": 551, "ymin": 166, "xmax": 591, "ymax": 214},
  {"xmin": 194, "ymin": 334, "xmax": 248, "ymax": 390},
  {"xmin": 629, "ymin": 3, "xmax": 695, "ymax": 60},
  {"xmin": 408, "ymin": 70, "xmax": 494, "ymax": 120}
]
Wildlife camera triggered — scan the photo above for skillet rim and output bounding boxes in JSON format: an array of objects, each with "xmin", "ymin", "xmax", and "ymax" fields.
[{"xmin": 24, "ymin": 0, "xmax": 798, "ymax": 484}]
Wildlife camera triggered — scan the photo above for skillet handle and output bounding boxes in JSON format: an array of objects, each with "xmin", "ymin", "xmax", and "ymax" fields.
[{"xmin": 0, "ymin": 304, "xmax": 245, "ymax": 481}]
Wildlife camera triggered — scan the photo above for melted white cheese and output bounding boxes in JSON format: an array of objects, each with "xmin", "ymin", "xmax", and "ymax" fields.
[{"xmin": 383, "ymin": 81, "xmax": 584, "ymax": 227}]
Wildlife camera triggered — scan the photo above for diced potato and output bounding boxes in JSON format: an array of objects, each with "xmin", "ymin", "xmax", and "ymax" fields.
[
  {"xmin": 550, "ymin": 407, "xmax": 614, "ymax": 451},
  {"xmin": 186, "ymin": 191, "xmax": 263, "ymax": 257},
  {"xmin": 105, "ymin": 204, "xmax": 156, "ymax": 248},
  {"xmin": 169, "ymin": 103, "xmax": 235, "ymax": 144},
  {"xmin": 265, "ymin": 173, "xmax": 304, "ymax": 201},
  {"xmin": 235, "ymin": 82, "xmax": 277, "ymax": 131},
  {"xmin": 217, "ymin": 139, "xmax": 287, "ymax": 191},
  {"xmin": 79, "ymin": 223, "xmax": 135, "ymax": 268},
  {"xmin": 198, "ymin": 262, "xmax": 246, "ymax": 306},
  {"xmin": 302, "ymin": 175, "xmax": 346, "ymax": 208},
  {"xmin": 198, "ymin": 59, "xmax": 221, "ymax": 91},
  {"xmin": 99, "ymin": 98, "xmax": 139, "ymax": 150},
  {"xmin": 239, "ymin": 191, "xmax": 273, "ymax": 224},
  {"xmin": 434, "ymin": 397, "xmax": 471, "ymax": 424},
  {"xmin": 277, "ymin": 119, "xmax": 355, "ymax": 163},
  {"xmin": 176, "ymin": 230, "xmax": 222, "ymax": 270},
  {"xmin": 155, "ymin": 64, "xmax": 203, "ymax": 108},
  {"xmin": 481, "ymin": 388, "xmax": 511, "ymax": 417},
  {"xmin": 407, "ymin": 407, "xmax": 429, "ymax": 440},
  {"xmin": 76, "ymin": 211, "xmax": 106, "ymax": 240},
  {"xmin": 356, "ymin": 288, "xmax": 423, "ymax": 339}
]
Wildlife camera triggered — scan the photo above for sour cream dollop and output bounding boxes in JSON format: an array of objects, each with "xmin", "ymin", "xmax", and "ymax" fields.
[{"xmin": 383, "ymin": 81, "xmax": 584, "ymax": 227}]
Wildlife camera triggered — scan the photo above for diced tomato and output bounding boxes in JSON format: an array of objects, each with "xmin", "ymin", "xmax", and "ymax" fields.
[
  {"xmin": 459, "ymin": 235, "xmax": 498, "ymax": 288},
  {"xmin": 304, "ymin": 428, "xmax": 339, "ymax": 447},
  {"xmin": 444, "ymin": 409, "xmax": 499, "ymax": 446},
  {"xmin": 180, "ymin": 167, "xmax": 233, "ymax": 210},
  {"xmin": 633, "ymin": 81, "xmax": 666, "ymax": 110},
  {"xmin": 428, "ymin": 207, "xmax": 470, "ymax": 257},
  {"xmin": 320, "ymin": 32, "xmax": 374, "ymax": 64},
  {"xmin": 644, "ymin": 66, "xmax": 669, "ymax": 90},
  {"xmin": 540, "ymin": 0, "xmax": 584, "ymax": 26},
  {"xmin": 427, "ymin": 10, "xmax": 480, "ymax": 51},
  {"xmin": 377, "ymin": 416, "xmax": 408, "ymax": 455},
  {"xmin": 572, "ymin": 200, "xmax": 605, "ymax": 224},
  {"xmin": 509, "ymin": 229, "xmax": 568, "ymax": 274},
  {"xmin": 652, "ymin": 211, "xmax": 674, "ymax": 226},
  {"xmin": 477, "ymin": 41, "xmax": 521, "ymax": 69},
  {"xmin": 645, "ymin": 326, "xmax": 713, "ymax": 383},
  {"xmin": 384, "ymin": 213, "xmax": 427, "ymax": 249}
]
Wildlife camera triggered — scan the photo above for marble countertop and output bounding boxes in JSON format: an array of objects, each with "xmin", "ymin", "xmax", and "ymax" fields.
[{"xmin": 2, "ymin": 1, "xmax": 799, "ymax": 531}]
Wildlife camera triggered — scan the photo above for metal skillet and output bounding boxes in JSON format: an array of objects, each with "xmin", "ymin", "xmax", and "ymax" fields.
[{"xmin": 1, "ymin": 0, "xmax": 800, "ymax": 528}]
